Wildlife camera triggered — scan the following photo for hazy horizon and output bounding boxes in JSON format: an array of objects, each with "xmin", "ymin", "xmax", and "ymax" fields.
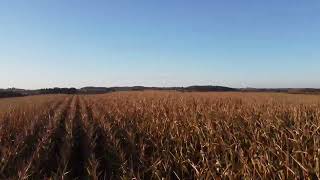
[
  {"xmin": 1, "ymin": 0, "xmax": 319, "ymax": 89},
  {"xmin": 2, "ymin": 85, "xmax": 320, "ymax": 91}
]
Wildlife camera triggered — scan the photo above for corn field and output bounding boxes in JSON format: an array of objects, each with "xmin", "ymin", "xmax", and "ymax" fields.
[{"xmin": 0, "ymin": 92, "xmax": 319, "ymax": 179}]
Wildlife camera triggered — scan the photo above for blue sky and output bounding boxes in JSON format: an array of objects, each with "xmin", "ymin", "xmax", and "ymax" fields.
[{"xmin": 0, "ymin": 0, "xmax": 319, "ymax": 89}]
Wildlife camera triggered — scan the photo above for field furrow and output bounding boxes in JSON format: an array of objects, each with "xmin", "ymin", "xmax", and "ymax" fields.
[
  {"xmin": 67, "ymin": 96, "xmax": 89, "ymax": 179},
  {"xmin": 84, "ymin": 97, "xmax": 122, "ymax": 179}
]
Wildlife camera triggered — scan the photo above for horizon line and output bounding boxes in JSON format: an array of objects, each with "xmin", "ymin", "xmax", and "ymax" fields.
[{"xmin": 2, "ymin": 85, "xmax": 320, "ymax": 91}]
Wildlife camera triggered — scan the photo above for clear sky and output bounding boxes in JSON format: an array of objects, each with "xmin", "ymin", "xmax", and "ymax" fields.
[{"xmin": 0, "ymin": 0, "xmax": 319, "ymax": 89}]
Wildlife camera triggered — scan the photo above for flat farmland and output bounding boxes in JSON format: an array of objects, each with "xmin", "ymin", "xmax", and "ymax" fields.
[{"xmin": 0, "ymin": 92, "xmax": 319, "ymax": 179}]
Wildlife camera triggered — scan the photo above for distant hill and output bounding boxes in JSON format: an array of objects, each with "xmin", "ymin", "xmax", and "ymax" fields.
[
  {"xmin": 183, "ymin": 86, "xmax": 237, "ymax": 92},
  {"xmin": 80, "ymin": 87, "xmax": 113, "ymax": 94},
  {"xmin": 110, "ymin": 86, "xmax": 178, "ymax": 91},
  {"xmin": 108, "ymin": 86, "xmax": 238, "ymax": 92}
]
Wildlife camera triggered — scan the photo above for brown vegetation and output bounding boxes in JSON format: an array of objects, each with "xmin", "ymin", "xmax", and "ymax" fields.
[{"xmin": 0, "ymin": 92, "xmax": 319, "ymax": 179}]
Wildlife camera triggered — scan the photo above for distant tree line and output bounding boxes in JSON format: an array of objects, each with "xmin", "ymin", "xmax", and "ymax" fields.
[
  {"xmin": 0, "ymin": 91, "xmax": 25, "ymax": 98},
  {"xmin": 2, "ymin": 86, "xmax": 319, "ymax": 99},
  {"xmin": 39, "ymin": 88, "xmax": 78, "ymax": 94}
]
